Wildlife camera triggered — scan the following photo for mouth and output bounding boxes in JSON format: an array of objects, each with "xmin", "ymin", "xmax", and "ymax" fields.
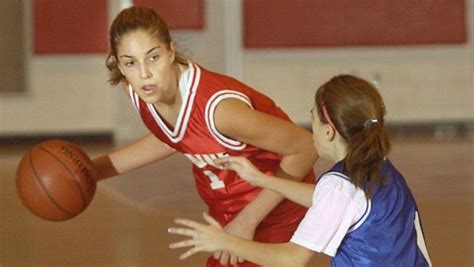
[{"xmin": 141, "ymin": 84, "xmax": 157, "ymax": 95}]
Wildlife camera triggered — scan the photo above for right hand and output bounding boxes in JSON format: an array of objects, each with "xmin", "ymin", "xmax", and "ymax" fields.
[
  {"xmin": 213, "ymin": 156, "xmax": 264, "ymax": 186},
  {"xmin": 168, "ymin": 212, "xmax": 229, "ymax": 260}
]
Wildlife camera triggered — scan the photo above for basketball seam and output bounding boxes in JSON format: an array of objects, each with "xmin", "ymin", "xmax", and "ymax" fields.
[
  {"xmin": 28, "ymin": 152, "xmax": 75, "ymax": 218},
  {"xmin": 39, "ymin": 144, "xmax": 87, "ymax": 209},
  {"xmin": 16, "ymin": 153, "xmax": 38, "ymax": 214}
]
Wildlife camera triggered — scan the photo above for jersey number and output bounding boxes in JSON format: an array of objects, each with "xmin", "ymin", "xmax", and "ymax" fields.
[{"xmin": 204, "ymin": 170, "xmax": 225, "ymax": 190}]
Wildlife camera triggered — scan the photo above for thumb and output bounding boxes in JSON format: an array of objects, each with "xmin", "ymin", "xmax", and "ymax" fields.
[{"xmin": 203, "ymin": 212, "xmax": 221, "ymax": 228}]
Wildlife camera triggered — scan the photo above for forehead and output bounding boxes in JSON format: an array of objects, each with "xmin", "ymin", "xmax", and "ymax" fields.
[{"xmin": 117, "ymin": 30, "xmax": 165, "ymax": 53}]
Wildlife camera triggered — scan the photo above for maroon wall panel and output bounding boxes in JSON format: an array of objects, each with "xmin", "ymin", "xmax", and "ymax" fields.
[
  {"xmin": 33, "ymin": 0, "xmax": 108, "ymax": 54},
  {"xmin": 133, "ymin": 0, "xmax": 204, "ymax": 29},
  {"xmin": 244, "ymin": 0, "xmax": 466, "ymax": 48}
]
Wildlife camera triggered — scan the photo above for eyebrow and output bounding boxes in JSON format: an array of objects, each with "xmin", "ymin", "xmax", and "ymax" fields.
[{"xmin": 119, "ymin": 46, "xmax": 160, "ymax": 58}]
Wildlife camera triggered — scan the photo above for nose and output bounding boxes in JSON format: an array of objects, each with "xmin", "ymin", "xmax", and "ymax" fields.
[{"xmin": 139, "ymin": 62, "xmax": 152, "ymax": 79}]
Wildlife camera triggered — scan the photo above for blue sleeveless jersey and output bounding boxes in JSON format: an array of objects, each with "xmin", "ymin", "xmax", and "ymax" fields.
[{"xmin": 326, "ymin": 160, "xmax": 429, "ymax": 267}]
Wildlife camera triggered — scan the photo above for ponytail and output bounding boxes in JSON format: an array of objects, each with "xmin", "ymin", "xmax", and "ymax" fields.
[{"xmin": 345, "ymin": 122, "xmax": 391, "ymax": 197}]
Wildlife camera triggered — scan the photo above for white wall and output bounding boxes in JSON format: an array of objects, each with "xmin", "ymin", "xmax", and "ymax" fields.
[
  {"xmin": 0, "ymin": 0, "xmax": 114, "ymax": 136},
  {"xmin": 243, "ymin": 45, "xmax": 473, "ymax": 125},
  {"xmin": 0, "ymin": 0, "xmax": 472, "ymax": 139}
]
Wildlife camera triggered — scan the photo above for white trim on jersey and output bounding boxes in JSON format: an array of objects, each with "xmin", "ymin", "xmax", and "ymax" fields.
[
  {"xmin": 128, "ymin": 84, "xmax": 141, "ymax": 112},
  {"xmin": 415, "ymin": 211, "xmax": 433, "ymax": 266},
  {"xmin": 146, "ymin": 62, "xmax": 201, "ymax": 143},
  {"xmin": 205, "ymin": 90, "xmax": 253, "ymax": 150},
  {"xmin": 349, "ymin": 198, "xmax": 371, "ymax": 233}
]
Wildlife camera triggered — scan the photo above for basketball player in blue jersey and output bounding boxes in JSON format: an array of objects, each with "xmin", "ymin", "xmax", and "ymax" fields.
[{"xmin": 169, "ymin": 75, "xmax": 432, "ymax": 266}]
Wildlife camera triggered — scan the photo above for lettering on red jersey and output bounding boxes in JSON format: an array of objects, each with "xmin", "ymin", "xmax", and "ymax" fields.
[
  {"xmin": 185, "ymin": 152, "xmax": 230, "ymax": 190},
  {"xmin": 184, "ymin": 152, "xmax": 229, "ymax": 168}
]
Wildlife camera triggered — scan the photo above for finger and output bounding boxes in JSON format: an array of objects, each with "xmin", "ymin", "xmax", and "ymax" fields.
[
  {"xmin": 229, "ymin": 254, "xmax": 238, "ymax": 265},
  {"xmin": 213, "ymin": 251, "xmax": 221, "ymax": 260},
  {"xmin": 168, "ymin": 227, "xmax": 197, "ymax": 238},
  {"xmin": 174, "ymin": 218, "xmax": 206, "ymax": 230},
  {"xmin": 179, "ymin": 246, "xmax": 202, "ymax": 260},
  {"xmin": 213, "ymin": 156, "xmax": 235, "ymax": 164},
  {"xmin": 202, "ymin": 212, "xmax": 221, "ymax": 228},
  {"xmin": 213, "ymin": 156, "xmax": 242, "ymax": 167},
  {"xmin": 219, "ymin": 251, "xmax": 230, "ymax": 265},
  {"xmin": 238, "ymin": 256, "xmax": 245, "ymax": 263},
  {"xmin": 169, "ymin": 239, "xmax": 197, "ymax": 249}
]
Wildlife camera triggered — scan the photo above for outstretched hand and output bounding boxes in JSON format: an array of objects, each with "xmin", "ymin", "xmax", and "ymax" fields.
[
  {"xmin": 214, "ymin": 156, "xmax": 265, "ymax": 186},
  {"xmin": 168, "ymin": 212, "xmax": 230, "ymax": 260}
]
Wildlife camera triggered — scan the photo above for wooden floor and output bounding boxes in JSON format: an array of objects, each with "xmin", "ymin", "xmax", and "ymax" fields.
[{"xmin": 1, "ymin": 133, "xmax": 473, "ymax": 267}]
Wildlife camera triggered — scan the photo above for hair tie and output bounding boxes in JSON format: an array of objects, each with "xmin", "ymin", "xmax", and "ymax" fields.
[{"xmin": 364, "ymin": 119, "xmax": 379, "ymax": 129}]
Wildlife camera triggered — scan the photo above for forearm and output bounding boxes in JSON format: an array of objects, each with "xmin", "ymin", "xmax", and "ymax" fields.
[
  {"xmin": 222, "ymin": 237, "xmax": 307, "ymax": 267},
  {"xmin": 256, "ymin": 173, "xmax": 314, "ymax": 208},
  {"xmin": 92, "ymin": 134, "xmax": 176, "ymax": 181},
  {"xmin": 235, "ymin": 150, "xmax": 317, "ymax": 225}
]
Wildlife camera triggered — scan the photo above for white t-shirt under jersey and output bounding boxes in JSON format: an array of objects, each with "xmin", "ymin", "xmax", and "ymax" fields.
[{"xmin": 290, "ymin": 173, "xmax": 370, "ymax": 257}]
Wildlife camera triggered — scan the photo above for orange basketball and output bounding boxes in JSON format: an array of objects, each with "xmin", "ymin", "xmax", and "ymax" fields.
[{"xmin": 15, "ymin": 140, "xmax": 97, "ymax": 221}]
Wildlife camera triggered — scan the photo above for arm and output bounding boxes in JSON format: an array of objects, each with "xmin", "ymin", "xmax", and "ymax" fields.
[
  {"xmin": 93, "ymin": 133, "xmax": 177, "ymax": 181},
  {"xmin": 215, "ymin": 99, "xmax": 317, "ymax": 222},
  {"xmin": 214, "ymin": 156, "xmax": 315, "ymax": 207},
  {"xmin": 213, "ymin": 99, "xmax": 318, "ymax": 263},
  {"xmin": 169, "ymin": 213, "xmax": 315, "ymax": 267}
]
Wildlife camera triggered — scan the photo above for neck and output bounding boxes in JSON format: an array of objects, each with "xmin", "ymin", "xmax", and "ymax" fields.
[
  {"xmin": 330, "ymin": 136, "xmax": 348, "ymax": 163},
  {"xmin": 155, "ymin": 63, "xmax": 182, "ymax": 107}
]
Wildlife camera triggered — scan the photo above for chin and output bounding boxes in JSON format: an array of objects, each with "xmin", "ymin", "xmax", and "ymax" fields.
[{"xmin": 139, "ymin": 94, "xmax": 159, "ymax": 104}]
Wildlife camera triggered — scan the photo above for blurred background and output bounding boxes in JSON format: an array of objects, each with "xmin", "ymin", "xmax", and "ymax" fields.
[{"xmin": 0, "ymin": 0, "xmax": 472, "ymax": 266}]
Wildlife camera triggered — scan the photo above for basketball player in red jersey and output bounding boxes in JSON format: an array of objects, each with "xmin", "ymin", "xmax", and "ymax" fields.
[{"xmin": 92, "ymin": 6, "xmax": 317, "ymax": 266}]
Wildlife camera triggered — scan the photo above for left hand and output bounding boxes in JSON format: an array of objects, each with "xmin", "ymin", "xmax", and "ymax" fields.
[
  {"xmin": 169, "ymin": 212, "xmax": 228, "ymax": 260},
  {"xmin": 213, "ymin": 213, "xmax": 257, "ymax": 265},
  {"xmin": 214, "ymin": 156, "xmax": 264, "ymax": 186}
]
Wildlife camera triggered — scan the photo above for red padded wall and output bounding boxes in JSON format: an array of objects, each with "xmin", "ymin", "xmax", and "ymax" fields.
[
  {"xmin": 133, "ymin": 0, "xmax": 204, "ymax": 29},
  {"xmin": 244, "ymin": 0, "xmax": 466, "ymax": 48},
  {"xmin": 33, "ymin": 0, "xmax": 108, "ymax": 54}
]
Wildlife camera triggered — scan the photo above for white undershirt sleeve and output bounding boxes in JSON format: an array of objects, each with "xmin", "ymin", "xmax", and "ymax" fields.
[{"xmin": 290, "ymin": 174, "xmax": 368, "ymax": 257}]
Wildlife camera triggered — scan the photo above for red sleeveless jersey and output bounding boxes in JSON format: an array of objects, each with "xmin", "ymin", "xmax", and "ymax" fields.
[{"xmin": 129, "ymin": 62, "xmax": 315, "ymax": 230}]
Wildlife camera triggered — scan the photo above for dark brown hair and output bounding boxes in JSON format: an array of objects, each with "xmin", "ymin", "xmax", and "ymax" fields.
[
  {"xmin": 105, "ymin": 6, "xmax": 187, "ymax": 85},
  {"xmin": 315, "ymin": 75, "xmax": 391, "ymax": 196}
]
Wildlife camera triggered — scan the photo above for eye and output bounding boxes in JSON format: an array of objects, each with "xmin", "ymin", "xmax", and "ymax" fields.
[
  {"xmin": 150, "ymin": 55, "xmax": 159, "ymax": 61},
  {"xmin": 124, "ymin": 61, "xmax": 134, "ymax": 67}
]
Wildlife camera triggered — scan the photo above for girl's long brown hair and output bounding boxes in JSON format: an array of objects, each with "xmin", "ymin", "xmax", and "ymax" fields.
[
  {"xmin": 315, "ymin": 75, "xmax": 391, "ymax": 196},
  {"xmin": 106, "ymin": 6, "xmax": 187, "ymax": 85}
]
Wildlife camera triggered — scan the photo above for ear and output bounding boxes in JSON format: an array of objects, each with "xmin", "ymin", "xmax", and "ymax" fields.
[
  {"xmin": 169, "ymin": 41, "xmax": 176, "ymax": 62},
  {"xmin": 117, "ymin": 59, "xmax": 125, "ymax": 76},
  {"xmin": 326, "ymin": 124, "xmax": 337, "ymax": 141},
  {"xmin": 116, "ymin": 62, "xmax": 129, "ymax": 85}
]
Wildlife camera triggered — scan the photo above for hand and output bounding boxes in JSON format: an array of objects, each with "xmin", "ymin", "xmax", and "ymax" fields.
[
  {"xmin": 214, "ymin": 156, "xmax": 264, "ymax": 186},
  {"xmin": 212, "ymin": 214, "xmax": 257, "ymax": 265},
  {"xmin": 168, "ymin": 212, "xmax": 228, "ymax": 260}
]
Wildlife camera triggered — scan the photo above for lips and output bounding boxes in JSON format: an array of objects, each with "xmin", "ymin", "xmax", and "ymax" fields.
[{"xmin": 141, "ymin": 84, "xmax": 157, "ymax": 95}]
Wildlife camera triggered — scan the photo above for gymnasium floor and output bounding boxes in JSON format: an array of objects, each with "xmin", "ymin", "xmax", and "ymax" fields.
[{"xmin": 1, "ymin": 132, "xmax": 473, "ymax": 266}]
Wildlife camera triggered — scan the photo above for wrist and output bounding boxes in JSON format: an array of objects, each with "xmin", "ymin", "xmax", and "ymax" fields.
[
  {"xmin": 231, "ymin": 209, "xmax": 261, "ymax": 227},
  {"xmin": 92, "ymin": 154, "xmax": 119, "ymax": 181},
  {"xmin": 255, "ymin": 173, "xmax": 271, "ymax": 188}
]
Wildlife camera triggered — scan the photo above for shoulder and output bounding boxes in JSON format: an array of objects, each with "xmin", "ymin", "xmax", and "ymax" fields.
[{"xmin": 316, "ymin": 172, "xmax": 366, "ymax": 208}]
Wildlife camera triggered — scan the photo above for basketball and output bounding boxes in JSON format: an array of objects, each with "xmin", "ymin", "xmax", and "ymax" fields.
[{"xmin": 15, "ymin": 140, "xmax": 97, "ymax": 221}]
